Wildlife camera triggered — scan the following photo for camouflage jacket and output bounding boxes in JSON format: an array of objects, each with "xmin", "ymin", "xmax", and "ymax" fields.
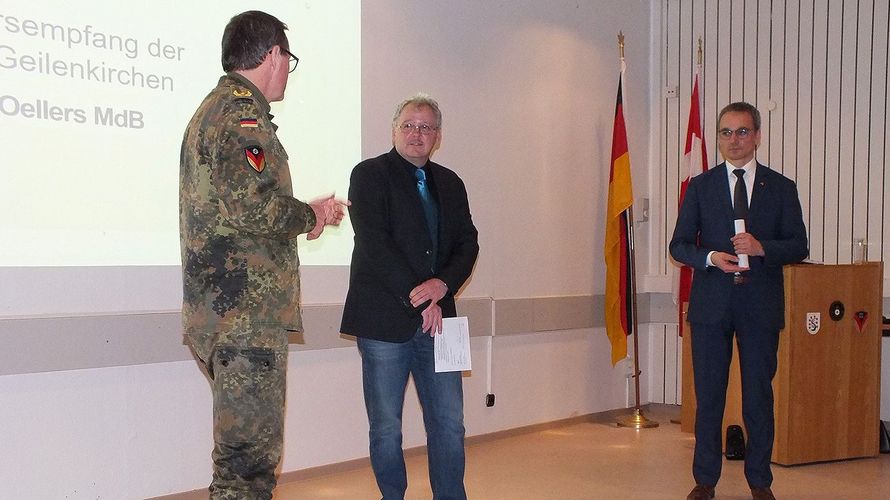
[{"xmin": 179, "ymin": 73, "xmax": 316, "ymax": 351}]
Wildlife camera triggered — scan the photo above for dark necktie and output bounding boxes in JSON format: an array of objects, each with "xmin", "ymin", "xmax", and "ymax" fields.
[
  {"xmin": 415, "ymin": 168, "xmax": 438, "ymax": 269},
  {"xmin": 733, "ymin": 168, "xmax": 748, "ymax": 219}
]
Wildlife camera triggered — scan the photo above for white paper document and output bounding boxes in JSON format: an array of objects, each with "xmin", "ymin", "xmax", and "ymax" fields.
[
  {"xmin": 734, "ymin": 219, "xmax": 749, "ymax": 269},
  {"xmin": 434, "ymin": 316, "xmax": 472, "ymax": 373}
]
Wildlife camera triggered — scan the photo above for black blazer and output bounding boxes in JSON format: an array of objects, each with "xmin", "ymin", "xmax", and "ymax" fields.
[
  {"xmin": 340, "ymin": 149, "xmax": 479, "ymax": 342},
  {"xmin": 669, "ymin": 162, "xmax": 808, "ymax": 330}
]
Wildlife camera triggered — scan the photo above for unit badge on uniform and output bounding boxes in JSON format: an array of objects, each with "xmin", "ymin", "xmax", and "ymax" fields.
[
  {"xmin": 233, "ymin": 88, "xmax": 252, "ymax": 97},
  {"xmin": 245, "ymin": 146, "xmax": 265, "ymax": 173},
  {"xmin": 240, "ymin": 117, "xmax": 258, "ymax": 128},
  {"xmin": 806, "ymin": 312, "xmax": 820, "ymax": 335}
]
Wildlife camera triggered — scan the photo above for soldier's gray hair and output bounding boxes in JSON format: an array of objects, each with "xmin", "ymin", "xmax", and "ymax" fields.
[{"xmin": 392, "ymin": 93, "xmax": 442, "ymax": 129}]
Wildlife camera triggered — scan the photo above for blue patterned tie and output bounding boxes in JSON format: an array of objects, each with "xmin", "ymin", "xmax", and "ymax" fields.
[{"xmin": 415, "ymin": 168, "xmax": 438, "ymax": 270}]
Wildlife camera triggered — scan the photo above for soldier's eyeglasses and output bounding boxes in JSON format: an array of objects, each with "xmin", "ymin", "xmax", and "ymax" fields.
[{"xmin": 282, "ymin": 49, "xmax": 299, "ymax": 73}]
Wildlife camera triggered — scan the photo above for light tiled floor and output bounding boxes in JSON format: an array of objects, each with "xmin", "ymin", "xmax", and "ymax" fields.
[{"xmin": 164, "ymin": 405, "xmax": 890, "ymax": 499}]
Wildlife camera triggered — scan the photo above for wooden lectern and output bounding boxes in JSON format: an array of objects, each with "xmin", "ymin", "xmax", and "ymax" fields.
[{"xmin": 681, "ymin": 262, "xmax": 884, "ymax": 465}]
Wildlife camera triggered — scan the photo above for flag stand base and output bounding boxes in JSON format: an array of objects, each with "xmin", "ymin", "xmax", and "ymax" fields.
[{"xmin": 617, "ymin": 407, "xmax": 659, "ymax": 429}]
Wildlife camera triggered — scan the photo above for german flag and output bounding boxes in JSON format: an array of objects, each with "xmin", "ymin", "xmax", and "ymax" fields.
[{"xmin": 604, "ymin": 63, "xmax": 634, "ymax": 366}]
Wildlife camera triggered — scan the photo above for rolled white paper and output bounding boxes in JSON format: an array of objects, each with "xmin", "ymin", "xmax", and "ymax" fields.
[{"xmin": 734, "ymin": 219, "xmax": 749, "ymax": 269}]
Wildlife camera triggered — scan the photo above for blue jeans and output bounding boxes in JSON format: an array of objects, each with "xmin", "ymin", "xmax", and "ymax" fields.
[{"xmin": 357, "ymin": 330, "xmax": 467, "ymax": 500}]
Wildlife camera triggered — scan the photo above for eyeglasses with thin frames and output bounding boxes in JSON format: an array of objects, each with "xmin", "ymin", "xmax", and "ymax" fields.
[
  {"xmin": 398, "ymin": 122, "xmax": 438, "ymax": 136},
  {"xmin": 718, "ymin": 127, "xmax": 754, "ymax": 140}
]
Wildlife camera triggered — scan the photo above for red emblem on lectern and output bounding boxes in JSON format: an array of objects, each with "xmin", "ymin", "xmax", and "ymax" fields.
[{"xmin": 854, "ymin": 311, "xmax": 868, "ymax": 332}]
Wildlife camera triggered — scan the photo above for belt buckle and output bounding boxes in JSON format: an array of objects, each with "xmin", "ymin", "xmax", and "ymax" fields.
[{"xmin": 733, "ymin": 274, "xmax": 747, "ymax": 285}]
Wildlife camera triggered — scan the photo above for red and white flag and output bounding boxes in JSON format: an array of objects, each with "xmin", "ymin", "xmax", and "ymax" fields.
[{"xmin": 674, "ymin": 68, "xmax": 708, "ymax": 336}]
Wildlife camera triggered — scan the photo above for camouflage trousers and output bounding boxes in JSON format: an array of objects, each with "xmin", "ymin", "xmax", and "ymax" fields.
[{"xmin": 191, "ymin": 330, "xmax": 289, "ymax": 500}]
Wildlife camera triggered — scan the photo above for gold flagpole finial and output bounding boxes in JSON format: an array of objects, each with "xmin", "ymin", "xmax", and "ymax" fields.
[
  {"xmin": 697, "ymin": 37, "xmax": 703, "ymax": 66},
  {"xmin": 618, "ymin": 31, "xmax": 625, "ymax": 60}
]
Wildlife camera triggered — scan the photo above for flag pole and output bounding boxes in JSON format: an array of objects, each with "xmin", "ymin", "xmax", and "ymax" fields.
[
  {"xmin": 617, "ymin": 206, "xmax": 658, "ymax": 429},
  {"xmin": 673, "ymin": 36, "xmax": 710, "ymax": 425},
  {"xmin": 616, "ymin": 32, "xmax": 658, "ymax": 429},
  {"xmin": 697, "ymin": 36, "xmax": 703, "ymax": 66}
]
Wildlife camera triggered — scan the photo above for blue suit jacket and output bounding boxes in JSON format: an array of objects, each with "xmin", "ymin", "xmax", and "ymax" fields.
[
  {"xmin": 340, "ymin": 149, "xmax": 479, "ymax": 342},
  {"xmin": 669, "ymin": 162, "xmax": 808, "ymax": 329}
]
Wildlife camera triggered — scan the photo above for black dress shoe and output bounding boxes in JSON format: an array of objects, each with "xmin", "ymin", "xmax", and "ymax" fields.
[
  {"xmin": 686, "ymin": 484, "xmax": 715, "ymax": 500},
  {"xmin": 751, "ymin": 486, "xmax": 776, "ymax": 500}
]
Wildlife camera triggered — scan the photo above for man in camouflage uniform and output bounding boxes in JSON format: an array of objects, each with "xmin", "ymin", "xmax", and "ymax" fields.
[{"xmin": 179, "ymin": 11, "xmax": 346, "ymax": 499}]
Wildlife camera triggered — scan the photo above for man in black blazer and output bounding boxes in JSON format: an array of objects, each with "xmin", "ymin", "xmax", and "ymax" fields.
[
  {"xmin": 341, "ymin": 93, "xmax": 478, "ymax": 500},
  {"xmin": 670, "ymin": 102, "xmax": 808, "ymax": 500}
]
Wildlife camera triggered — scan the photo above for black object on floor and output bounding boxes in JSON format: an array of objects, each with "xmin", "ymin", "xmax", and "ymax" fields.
[
  {"xmin": 880, "ymin": 421, "xmax": 890, "ymax": 454},
  {"xmin": 725, "ymin": 424, "xmax": 746, "ymax": 460}
]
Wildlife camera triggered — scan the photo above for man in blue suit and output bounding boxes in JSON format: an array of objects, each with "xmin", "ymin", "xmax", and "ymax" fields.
[{"xmin": 670, "ymin": 102, "xmax": 808, "ymax": 500}]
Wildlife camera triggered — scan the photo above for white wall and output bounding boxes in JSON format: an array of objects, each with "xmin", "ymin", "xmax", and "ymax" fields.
[
  {"xmin": 360, "ymin": 0, "xmax": 654, "ymax": 300},
  {"xmin": 5, "ymin": 2, "xmax": 884, "ymax": 498},
  {"xmin": 0, "ymin": 1, "xmax": 656, "ymax": 498},
  {"xmin": 0, "ymin": 361, "xmax": 213, "ymax": 498},
  {"xmin": 652, "ymin": 0, "xmax": 890, "ymax": 290},
  {"xmin": 0, "ymin": 330, "xmax": 630, "ymax": 499},
  {"xmin": 650, "ymin": 0, "xmax": 890, "ymax": 417}
]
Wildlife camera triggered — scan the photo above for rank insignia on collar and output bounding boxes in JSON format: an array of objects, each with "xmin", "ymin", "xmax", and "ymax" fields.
[
  {"xmin": 240, "ymin": 118, "xmax": 258, "ymax": 128},
  {"xmin": 233, "ymin": 88, "xmax": 252, "ymax": 97},
  {"xmin": 245, "ymin": 146, "xmax": 265, "ymax": 173}
]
